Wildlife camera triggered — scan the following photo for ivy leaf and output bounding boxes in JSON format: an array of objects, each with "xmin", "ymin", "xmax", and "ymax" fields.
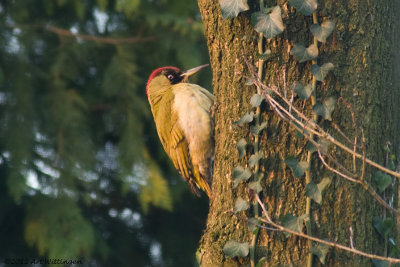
[
  {"xmin": 311, "ymin": 62, "xmax": 334, "ymax": 81},
  {"xmin": 245, "ymin": 77, "xmax": 256, "ymax": 86},
  {"xmin": 284, "ymin": 156, "xmax": 308, "ymax": 177},
  {"xmin": 251, "ymin": 6, "xmax": 285, "ymax": 39},
  {"xmin": 247, "ymin": 217, "xmax": 259, "ymax": 232},
  {"xmin": 310, "ymin": 20, "xmax": 336, "ymax": 43},
  {"xmin": 310, "ymin": 242, "xmax": 330, "ymax": 264},
  {"xmin": 248, "ymin": 152, "xmax": 262, "ymax": 167},
  {"xmin": 318, "ymin": 177, "xmax": 331, "ymax": 192},
  {"xmin": 312, "ymin": 97, "xmax": 337, "ymax": 121},
  {"xmin": 248, "ymin": 180, "xmax": 263, "ymax": 193},
  {"xmin": 306, "ymin": 138, "xmax": 331, "ymax": 153},
  {"xmin": 223, "ymin": 240, "xmax": 249, "ymax": 258},
  {"xmin": 373, "ymin": 216, "xmax": 394, "ymax": 239},
  {"xmin": 234, "ymin": 197, "xmax": 250, "ymax": 213},
  {"xmin": 288, "ymin": 0, "xmax": 318, "ymax": 16},
  {"xmin": 219, "ymin": 0, "xmax": 249, "ymax": 19},
  {"xmin": 293, "ymin": 114, "xmax": 312, "ymax": 138},
  {"xmin": 250, "ymin": 122, "xmax": 268, "ymax": 135},
  {"xmin": 237, "ymin": 138, "xmax": 247, "ymax": 158},
  {"xmin": 306, "ymin": 141, "xmax": 316, "ymax": 152},
  {"xmin": 232, "ymin": 166, "xmax": 252, "ymax": 188},
  {"xmin": 280, "ymin": 214, "xmax": 307, "ymax": 237},
  {"xmin": 250, "ymin": 93, "xmax": 265, "ymax": 108},
  {"xmin": 234, "ymin": 111, "xmax": 254, "ymax": 126},
  {"xmin": 305, "ymin": 177, "xmax": 331, "ymax": 204},
  {"xmin": 290, "ymin": 44, "xmax": 318, "ymax": 63},
  {"xmin": 256, "ymin": 257, "xmax": 267, "ymax": 267},
  {"xmin": 305, "ymin": 183, "xmax": 320, "ymax": 204},
  {"xmin": 373, "ymin": 171, "xmax": 392, "ymax": 193},
  {"xmin": 318, "ymin": 139, "xmax": 331, "ymax": 153},
  {"xmin": 292, "ymin": 82, "xmax": 313, "ymax": 100}
]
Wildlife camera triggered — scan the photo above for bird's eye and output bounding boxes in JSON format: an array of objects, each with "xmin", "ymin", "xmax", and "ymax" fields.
[{"xmin": 167, "ymin": 74, "xmax": 174, "ymax": 80}]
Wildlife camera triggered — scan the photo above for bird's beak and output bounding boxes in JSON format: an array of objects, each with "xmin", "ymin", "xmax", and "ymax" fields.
[{"xmin": 181, "ymin": 64, "xmax": 209, "ymax": 82}]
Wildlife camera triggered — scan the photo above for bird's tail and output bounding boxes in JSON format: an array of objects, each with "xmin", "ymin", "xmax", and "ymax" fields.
[{"xmin": 192, "ymin": 166, "xmax": 212, "ymax": 198}]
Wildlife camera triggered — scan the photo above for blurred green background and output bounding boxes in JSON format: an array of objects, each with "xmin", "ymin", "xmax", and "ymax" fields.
[{"xmin": 0, "ymin": 0, "xmax": 211, "ymax": 266}]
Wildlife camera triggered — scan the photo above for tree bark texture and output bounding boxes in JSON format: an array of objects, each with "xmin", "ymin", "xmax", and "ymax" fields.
[{"xmin": 198, "ymin": 0, "xmax": 400, "ymax": 266}]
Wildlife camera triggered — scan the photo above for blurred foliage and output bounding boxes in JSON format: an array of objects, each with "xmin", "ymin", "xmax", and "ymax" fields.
[{"xmin": 0, "ymin": 0, "xmax": 210, "ymax": 266}]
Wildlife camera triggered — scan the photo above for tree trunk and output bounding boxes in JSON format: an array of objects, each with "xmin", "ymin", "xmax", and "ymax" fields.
[{"xmin": 198, "ymin": 0, "xmax": 400, "ymax": 266}]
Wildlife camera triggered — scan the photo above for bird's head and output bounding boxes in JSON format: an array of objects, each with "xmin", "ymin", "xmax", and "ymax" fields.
[{"xmin": 146, "ymin": 64, "xmax": 209, "ymax": 96}]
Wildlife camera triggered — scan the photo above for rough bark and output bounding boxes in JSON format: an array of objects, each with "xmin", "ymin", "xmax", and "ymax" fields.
[{"xmin": 198, "ymin": 0, "xmax": 400, "ymax": 266}]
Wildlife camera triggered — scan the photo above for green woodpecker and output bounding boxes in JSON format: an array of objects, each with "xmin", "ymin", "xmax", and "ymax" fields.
[{"xmin": 146, "ymin": 64, "xmax": 214, "ymax": 198}]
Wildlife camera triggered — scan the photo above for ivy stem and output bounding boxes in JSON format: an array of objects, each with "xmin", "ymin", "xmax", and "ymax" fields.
[
  {"xmin": 306, "ymin": 11, "xmax": 319, "ymax": 267},
  {"xmin": 251, "ymin": 30, "xmax": 264, "ymax": 267},
  {"xmin": 251, "ymin": 1, "xmax": 266, "ymax": 266}
]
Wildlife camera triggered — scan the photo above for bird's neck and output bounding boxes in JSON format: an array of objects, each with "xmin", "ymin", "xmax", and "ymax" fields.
[{"xmin": 147, "ymin": 81, "xmax": 175, "ymax": 118}]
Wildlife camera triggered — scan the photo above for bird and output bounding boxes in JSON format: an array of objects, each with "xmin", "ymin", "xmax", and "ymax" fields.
[{"xmin": 146, "ymin": 64, "xmax": 214, "ymax": 198}]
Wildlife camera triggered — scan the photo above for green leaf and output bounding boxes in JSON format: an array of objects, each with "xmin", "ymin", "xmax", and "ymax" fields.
[
  {"xmin": 293, "ymin": 115, "xmax": 312, "ymax": 138},
  {"xmin": 306, "ymin": 138, "xmax": 331, "ymax": 153},
  {"xmin": 280, "ymin": 214, "xmax": 307, "ymax": 237},
  {"xmin": 311, "ymin": 62, "xmax": 334, "ymax": 81},
  {"xmin": 251, "ymin": 6, "xmax": 285, "ymax": 39},
  {"xmin": 288, "ymin": 0, "xmax": 318, "ymax": 16},
  {"xmin": 247, "ymin": 217, "xmax": 259, "ymax": 232},
  {"xmin": 256, "ymin": 257, "xmax": 267, "ymax": 267},
  {"xmin": 245, "ymin": 78, "xmax": 256, "ymax": 85},
  {"xmin": 305, "ymin": 141, "xmax": 317, "ymax": 152},
  {"xmin": 25, "ymin": 196, "xmax": 95, "ymax": 259},
  {"xmin": 248, "ymin": 152, "xmax": 262, "ymax": 167},
  {"xmin": 284, "ymin": 156, "xmax": 308, "ymax": 177},
  {"xmin": 250, "ymin": 122, "xmax": 268, "ymax": 135},
  {"xmin": 248, "ymin": 180, "xmax": 263, "ymax": 193},
  {"xmin": 310, "ymin": 20, "xmax": 335, "ymax": 43},
  {"xmin": 234, "ymin": 111, "xmax": 254, "ymax": 126},
  {"xmin": 290, "ymin": 44, "xmax": 318, "ymax": 63},
  {"xmin": 305, "ymin": 177, "xmax": 331, "ymax": 204},
  {"xmin": 96, "ymin": 0, "xmax": 108, "ymax": 11},
  {"xmin": 116, "ymin": 0, "xmax": 141, "ymax": 16},
  {"xmin": 237, "ymin": 138, "xmax": 247, "ymax": 158},
  {"xmin": 292, "ymin": 82, "xmax": 313, "ymax": 100},
  {"xmin": 388, "ymin": 238, "xmax": 399, "ymax": 257},
  {"xmin": 318, "ymin": 177, "xmax": 331, "ymax": 192},
  {"xmin": 388, "ymin": 159, "xmax": 396, "ymax": 171},
  {"xmin": 312, "ymin": 97, "xmax": 336, "ymax": 121},
  {"xmin": 310, "ymin": 242, "xmax": 330, "ymax": 264},
  {"xmin": 372, "ymin": 259, "xmax": 389, "ymax": 267},
  {"xmin": 373, "ymin": 171, "xmax": 392, "ymax": 193},
  {"xmin": 223, "ymin": 240, "xmax": 249, "ymax": 258},
  {"xmin": 318, "ymin": 139, "xmax": 331, "ymax": 153},
  {"xmin": 250, "ymin": 93, "xmax": 265, "ymax": 108},
  {"xmin": 232, "ymin": 166, "xmax": 252, "ymax": 188},
  {"xmin": 234, "ymin": 197, "xmax": 250, "ymax": 213},
  {"xmin": 373, "ymin": 216, "xmax": 394, "ymax": 239},
  {"xmin": 139, "ymin": 164, "xmax": 173, "ymax": 213},
  {"xmin": 219, "ymin": 0, "xmax": 249, "ymax": 19},
  {"xmin": 305, "ymin": 183, "xmax": 320, "ymax": 203}
]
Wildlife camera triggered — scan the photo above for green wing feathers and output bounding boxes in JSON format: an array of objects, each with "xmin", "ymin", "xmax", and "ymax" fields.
[
  {"xmin": 155, "ymin": 101, "xmax": 211, "ymax": 197},
  {"xmin": 150, "ymin": 82, "xmax": 213, "ymax": 198}
]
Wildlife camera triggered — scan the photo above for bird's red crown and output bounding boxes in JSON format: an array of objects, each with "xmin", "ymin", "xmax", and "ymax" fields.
[{"xmin": 146, "ymin": 66, "xmax": 181, "ymax": 96}]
